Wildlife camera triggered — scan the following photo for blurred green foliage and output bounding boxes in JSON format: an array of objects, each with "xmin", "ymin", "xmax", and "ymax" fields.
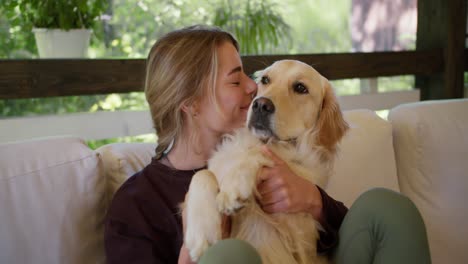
[
  {"xmin": 1, "ymin": 95, "xmax": 107, "ymax": 116},
  {"xmin": 0, "ymin": 5, "xmax": 36, "ymax": 58},
  {"xmin": 213, "ymin": 0, "xmax": 290, "ymax": 55},
  {"xmin": 4, "ymin": 0, "xmax": 107, "ymax": 30},
  {"xmin": 86, "ymin": 133, "xmax": 157, "ymax": 150},
  {"xmin": 280, "ymin": 0, "xmax": 352, "ymax": 54},
  {"xmin": 0, "ymin": 92, "xmax": 148, "ymax": 117}
]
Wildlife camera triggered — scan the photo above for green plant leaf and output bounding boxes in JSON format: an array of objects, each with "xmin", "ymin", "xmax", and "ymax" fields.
[
  {"xmin": 211, "ymin": 0, "xmax": 290, "ymax": 55},
  {"xmin": 5, "ymin": 0, "xmax": 107, "ymax": 29}
]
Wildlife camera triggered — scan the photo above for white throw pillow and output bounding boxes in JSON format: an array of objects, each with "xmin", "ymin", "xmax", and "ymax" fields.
[
  {"xmin": 326, "ymin": 109, "xmax": 400, "ymax": 207},
  {"xmin": 0, "ymin": 136, "xmax": 106, "ymax": 264},
  {"xmin": 96, "ymin": 142, "xmax": 156, "ymax": 197}
]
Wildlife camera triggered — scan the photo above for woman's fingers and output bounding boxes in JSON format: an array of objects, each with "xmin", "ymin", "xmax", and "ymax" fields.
[
  {"xmin": 256, "ymin": 165, "xmax": 271, "ymax": 182},
  {"xmin": 261, "ymin": 200, "xmax": 289, "ymax": 214},
  {"xmin": 258, "ymin": 187, "xmax": 286, "ymax": 205},
  {"xmin": 257, "ymin": 174, "xmax": 283, "ymax": 193}
]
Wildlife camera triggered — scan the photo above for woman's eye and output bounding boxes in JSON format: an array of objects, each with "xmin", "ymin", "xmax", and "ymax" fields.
[
  {"xmin": 293, "ymin": 82, "xmax": 308, "ymax": 94},
  {"xmin": 261, "ymin": 76, "xmax": 270, "ymax": 85},
  {"xmin": 232, "ymin": 82, "xmax": 240, "ymax": 85}
]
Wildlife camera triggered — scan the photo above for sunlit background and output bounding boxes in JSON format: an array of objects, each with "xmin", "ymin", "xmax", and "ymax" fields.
[{"xmin": 2, "ymin": 0, "xmax": 462, "ymax": 147}]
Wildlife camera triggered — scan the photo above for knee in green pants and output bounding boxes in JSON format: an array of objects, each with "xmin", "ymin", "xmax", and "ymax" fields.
[
  {"xmin": 199, "ymin": 239, "xmax": 262, "ymax": 264},
  {"xmin": 332, "ymin": 188, "xmax": 431, "ymax": 264}
]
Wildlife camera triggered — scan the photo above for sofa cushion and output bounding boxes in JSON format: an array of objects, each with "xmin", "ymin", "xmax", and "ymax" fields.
[
  {"xmin": 326, "ymin": 109, "xmax": 400, "ymax": 207},
  {"xmin": 0, "ymin": 136, "xmax": 106, "ymax": 264},
  {"xmin": 96, "ymin": 142, "xmax": 156, "ymax": 196},
  {"xmin": 389, "ymin": 99, "xmax": 468, "ymax": 264}
]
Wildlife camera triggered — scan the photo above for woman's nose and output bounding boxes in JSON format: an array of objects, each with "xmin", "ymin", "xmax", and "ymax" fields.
[{"xmin": 245, "ymin": 74, "xmax": 257, "ymax": 94}]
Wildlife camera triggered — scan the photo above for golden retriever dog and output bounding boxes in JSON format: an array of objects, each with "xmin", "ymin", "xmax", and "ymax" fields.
[{"xmin": 184, "ymin": 60, "xmax": 349, "ymax": 263}]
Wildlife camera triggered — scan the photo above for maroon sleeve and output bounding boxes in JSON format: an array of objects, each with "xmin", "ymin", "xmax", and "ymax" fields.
[
  {"xmin": 104, "ymin": 178, "xmax": 178, "ymax": 264},
  {"xmin": 316, "ymin": 186, "xmax": 348, "ymax": 255},
  {"xmin": 105, "ymin": 217, "xmax": 167, "ymax": 264}
]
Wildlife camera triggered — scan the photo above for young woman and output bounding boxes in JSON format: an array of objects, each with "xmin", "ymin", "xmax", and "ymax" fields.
[{"xmin": 104, "ymin": 25, "xmax": 431, "ymax": 264}]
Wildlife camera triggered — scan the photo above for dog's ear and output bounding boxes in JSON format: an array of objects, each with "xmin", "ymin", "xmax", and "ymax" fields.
[{"xmin": 314, "ymin": 79, "xmax": 349, "ymax": 156}]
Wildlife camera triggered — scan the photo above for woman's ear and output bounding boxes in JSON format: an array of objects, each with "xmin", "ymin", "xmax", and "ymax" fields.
[
  {"xmin": 181, "ymin": 100, "xmax": 199, "ymax": 117},
  {"xmin": 181, "ymin": 104, "xmax": 190, "ymax": 114},
  {"xmin": 314, "ymin": 79, "xmax": 349, "ymax": 155}
]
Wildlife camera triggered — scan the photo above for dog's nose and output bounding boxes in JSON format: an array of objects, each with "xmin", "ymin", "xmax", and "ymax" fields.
[{"xmin": 252, "ymin": 97, "xmax": 275, "ymax": 114}]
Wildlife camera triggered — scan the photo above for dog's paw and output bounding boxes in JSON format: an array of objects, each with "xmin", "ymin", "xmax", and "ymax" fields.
[
  {"xmin": 184, "ymin": 169, "xmax": 222, "ymax": 262},
  {"xmin": 186, "ymin": 236, "xmax": 210, "ymax": 262},
  {"xmin": 216, "ymin": 169, "xmax": 255, "ymax": 215},
  {"xmin": 185, "ymin": 210, "xmax": 221, "ymax": 262},
  {"xmin": 216, "ymin": 191, "xmax": 247, "ymax": 215}
]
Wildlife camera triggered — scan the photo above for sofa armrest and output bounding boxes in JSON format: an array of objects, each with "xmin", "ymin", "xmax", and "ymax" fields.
[
  {"xmin": 0, "ymin": 136, "xmax": 106, "ymax": 264},
  {"xmin": 389, "ymin": 98, "xmax": 468, "ymax": 264}
]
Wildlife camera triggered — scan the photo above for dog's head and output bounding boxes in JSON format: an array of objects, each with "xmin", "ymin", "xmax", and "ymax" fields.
[{"xmin": 247, "ymin": 60, "xmax": 348, "ymax": 158}]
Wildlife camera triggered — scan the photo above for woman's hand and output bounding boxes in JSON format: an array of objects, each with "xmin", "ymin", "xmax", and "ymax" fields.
[{"xmin": 256, "ymin": 146, "xmax": 324, "ymax": 223}]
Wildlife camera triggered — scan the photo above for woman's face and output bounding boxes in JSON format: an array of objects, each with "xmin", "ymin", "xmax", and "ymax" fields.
[{"xmin": 197, "ymin": 41, "xmax": 257, "ymax": 135}]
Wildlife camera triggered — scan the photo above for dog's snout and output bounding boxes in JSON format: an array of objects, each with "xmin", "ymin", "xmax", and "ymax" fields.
[{"xmin": 252, "ymin": 98, "xmax": 275, "ymax": 114}]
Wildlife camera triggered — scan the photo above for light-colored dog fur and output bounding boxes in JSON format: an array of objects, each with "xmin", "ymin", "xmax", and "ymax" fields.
[{"xmin": 184, "ymin": 60, "xmax": 349, "ymax": 263}]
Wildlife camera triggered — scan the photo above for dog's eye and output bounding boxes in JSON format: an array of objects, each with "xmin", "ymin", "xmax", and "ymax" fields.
[
  {"xmin": 293, "ymin": 82, "xmax": 308, "ymax": 94},
  {"xmin": 261, "ymin": 76, "xmax": 270, "ymax": 85}
]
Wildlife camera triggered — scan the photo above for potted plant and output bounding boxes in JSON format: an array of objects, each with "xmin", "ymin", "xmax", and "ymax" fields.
[
  {"xmin": 6, "ymin": 0, "xmax": 107, "ymax": 58},
  {"xmin": 213, "ymin": 0, "xmax": 291, "ymax": 55}
]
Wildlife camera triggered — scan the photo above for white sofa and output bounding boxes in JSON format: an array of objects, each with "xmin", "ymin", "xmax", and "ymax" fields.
[{"xmin": 1, "ymin": 99, "xmax": 467, "ymax": 264}]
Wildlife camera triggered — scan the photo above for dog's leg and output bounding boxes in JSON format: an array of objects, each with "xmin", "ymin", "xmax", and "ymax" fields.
[
  {"xmin": 215, "ymin": 152, "xmax": 271, "ymax": 215},
  {"xmin": 185, "ymin": 169, "xmax": 221, "ymax": 262}
]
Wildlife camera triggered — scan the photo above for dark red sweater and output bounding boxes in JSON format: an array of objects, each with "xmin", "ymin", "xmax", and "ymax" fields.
[{"xmin": 104, "ymin": 158, "xmax": 348, "ymax": 263}]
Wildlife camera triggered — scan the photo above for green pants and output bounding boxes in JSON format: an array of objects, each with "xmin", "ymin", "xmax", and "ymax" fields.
[{"xmin": 199, "ymin": 188, "xmax": 431, "ymax": 264}]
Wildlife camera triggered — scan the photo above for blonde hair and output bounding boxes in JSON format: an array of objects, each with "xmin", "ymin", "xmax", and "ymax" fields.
[{"xmin": 145, "ymin": 25, "xmax": 238, "ymax": 159}]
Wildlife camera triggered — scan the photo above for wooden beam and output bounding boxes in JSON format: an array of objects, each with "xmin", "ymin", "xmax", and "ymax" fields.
[
  {"xmin": 0, "ymin": 50, "xmax": 444, "ymax": 99},
  {"xmin": 0, "ymin": 59, "xmax": 145, "ymax": 99},
  {"xmin": 243, "ymin": 50, "xmax": 443, "ymax": 80},
  {"xmin": 446, "ymin": 0, "xmax": 466, "ymax": 98},
  {"xmin": 416, "ymin": 0, "xmax": 466, "ymax": 100}
]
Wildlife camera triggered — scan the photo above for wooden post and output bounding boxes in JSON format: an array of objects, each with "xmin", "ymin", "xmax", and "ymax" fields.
[
  {"xmin": 446, "ymin": 0, "xmax": 466, "ymax": 98},
  {"xmin": 416, "ymin": 0, "xmax": 466, "ymax": 100}
]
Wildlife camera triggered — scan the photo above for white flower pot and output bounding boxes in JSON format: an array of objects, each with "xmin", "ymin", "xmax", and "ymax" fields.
[{"xmin": 32, "ymin": 28, "xmax": 92, "ymax": 58}]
